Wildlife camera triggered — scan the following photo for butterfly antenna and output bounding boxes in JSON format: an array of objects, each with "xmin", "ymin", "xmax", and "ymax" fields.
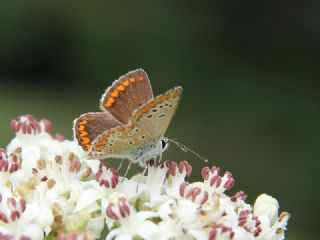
[{"xmin": 167, "ymin": 138, "xmax": 208, "ymax": 163}]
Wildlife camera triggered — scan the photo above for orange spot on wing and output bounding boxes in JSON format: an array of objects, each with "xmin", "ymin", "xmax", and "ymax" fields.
[
  {"xmin": 85, "ymin": 144, "xmax": 91, "ymax": 151},
  {"xmin": 123, "ymin": 80, "xmax": 130, "ymax": 86},
  {"xmin": 128, "ymin": 124, "xmax": 134, "ymax": 129},
  {"xmin": 172, "ymin": 91, "xmax": 181, "ymax": 98},
  {"xmin": 118, "ymin": 127, "xmax": 126, "ymax": 132},
  {"xmin": 81, "ymin": 137, "xmax": 90, "ymax": 145},
  {"xmin": 129, "ymin": 77, "xmax": 135, "ymax": 83},
  {"xmin": 77, "ymin": 119, "xmax": 88, "ymax": 131},
  {"xmin": 148, "ymin": 101, "xmax": 157, "ymax": 108},
  {"xmin": 111, "ymin": 90, "xmax": 119, "ymax": 97},
  {"xmin": 134, "ymin": 112, "xmax": 142, "ymax": 122},
  {"xmin": 137, "ymin": 76, "xmax": 144, "ymax": 81},
  {"xmin": 97, "ymin": 134, "xmax": 109, "ymax": 146},
  {"xmin": 164, "ymin": 94, "xmax": 171, "ymax": 100},
  {"xmin": 101, "ymin": 134, "xmax": 108, "ymax": 140},
  {"xmin": 106, "ymin": 97, "xmax": 115, "ymax": 107},
  {"xmin": 117, "ymin": 85, "xmax": 125, "ymax": 91},
  {"xmin": 79, "ymin": 131, "xmax": 88, "ymax": 137},
  {"xmin": 95, "ymin": 143, "xmax": 105, "ymax": 151},
  {"xmin": 156, "ymin": 97, "xmax": 164, "ymax": 103},
  {"xmin": 78, "ymin": 125, "xmax": 85, "ymax": 131},
  {"xmin": 142, "ymin": 106, "xmax": 149, "ymax": 113}
]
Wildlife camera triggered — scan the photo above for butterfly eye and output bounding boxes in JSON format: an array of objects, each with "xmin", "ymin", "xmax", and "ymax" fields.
[{"xmin": 160, "ymin": 139, "xmax": 169, "ymax": 150}]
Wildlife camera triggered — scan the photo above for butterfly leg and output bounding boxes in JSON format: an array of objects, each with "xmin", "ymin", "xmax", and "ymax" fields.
[
  {"xmin": 142, "ymin": 163, "xmax": 148, "ymax": 176},
  {"xmin": 124, "ymin": 160, "xmax": 133, "ymax": 177},
  {"xmin": 117, "ymin": 159, "xmax": 124, "ymax": 171},
  {"xmin": 156, "ymin": 152, "xmax": 163, "ymax": 165},
  {"xmin": 135, "ymin": 162, "xmax": 147, "ymax": 195}
]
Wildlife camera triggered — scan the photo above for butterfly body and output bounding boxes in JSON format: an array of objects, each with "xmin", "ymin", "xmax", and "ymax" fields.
[
  {"xmin": 74, "ymin": 69, "xmax": 182, "ymax": 166},
  {"xmin": 92, "ymin": 136, "xmax": 168, "ymax": 166}
]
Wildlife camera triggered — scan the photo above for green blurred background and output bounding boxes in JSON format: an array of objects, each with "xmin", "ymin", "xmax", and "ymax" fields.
[{"xmin": 0, "ymin": 1, "xmax": 319, "ymax": 239}]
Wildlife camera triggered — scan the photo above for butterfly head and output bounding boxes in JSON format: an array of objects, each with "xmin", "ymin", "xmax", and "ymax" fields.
[
  {"xmin": 159, "ymin": 137, "xmax": 170, "ymax": 153},
  {"xmin": 132, "ymin": 137, "xmax": 170, "ymax": 166}
]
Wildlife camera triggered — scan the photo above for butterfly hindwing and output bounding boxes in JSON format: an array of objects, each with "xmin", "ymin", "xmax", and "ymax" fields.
[
  {"xmin": 100, "ymin": 69, "xmax": 154, "ymax": 124},
  {"xmin": 73, "ymin": 112, "xmax": 121, "ymax": 151},
  {"xmin": 90, "ymin": 124, "xmax": 153, "ymax": 160}
]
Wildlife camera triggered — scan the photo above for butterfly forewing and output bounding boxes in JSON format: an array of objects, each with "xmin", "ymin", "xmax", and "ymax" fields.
[
  {"xmin": 91, "ymin": 87, "xmax": 182, "ymax": 161},
  {"xmin": 100, "ymin": 69, "xmax": 154, "ymax": 124},
  {"xmin": 132, "ymin": 86, "xmax": 182, "ymax": 140},
  {"xmin": 74, "ymin": 112, "xmax": 121, "ymax": 151}
]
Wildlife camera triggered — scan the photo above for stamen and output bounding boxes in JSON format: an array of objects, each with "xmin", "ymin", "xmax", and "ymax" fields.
[
  {"xmin": 118, "ymin": 197, "xmax": 130, "ymax": 218},
  {"xmin": 96, "ymin": 163, "xmax": 119, "ymax": 188},
  {"xmin": 179, "ymin": 182, "xmax": 189, "ymax": 197},
  {"xmin": 106, "ymin": 197, "xmax": 131, "ymax": 220},
  {"xmin": 178, "ymin": 160, "xmax": 192, "ymax": 176},
  {"xmin": 209, "ymin": 224, "xmax": 234, "ymax": 240},
  {"xmin": 231, "ymin": 191, "xmax": 247, "ymax": 202},
  {"xmin": 166, "ymin": 161, "xmax": 177, "ymax": 176},
  {"xmin": 106, "ymin": 203, "xmax": 119, "ymax": 220},
  {"xmin": 69, "ymin": 156, "xmax": 81, "ymax": 173},
  {"xmin": 0, "ymin": 149, "xmax": 19, "ymax": 173},
  {"xmin": 10, "ymin": 115, "xmax": 52, "ymax": 135}
]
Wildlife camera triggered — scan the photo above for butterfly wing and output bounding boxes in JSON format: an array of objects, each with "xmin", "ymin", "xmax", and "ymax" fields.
[
  {"xmin": 132, "ymin": 86, "xmax": 183, "ymax": 141},
  {"xmin": 100, "ymin": 69, "xmax": 154, "ymax": 124},
  {"xmin": 73, "ymin": 112, "xmax": 121, "ymax": 151},
  {"xmin": 91, "ymin": 87, "xmax": 183, "ymax": 160}
]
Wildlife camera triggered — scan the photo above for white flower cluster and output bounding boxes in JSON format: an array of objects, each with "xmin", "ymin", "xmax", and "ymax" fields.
[{"xmin": 0, "ymin": 115, "xmax": 290, "ymax": 240}]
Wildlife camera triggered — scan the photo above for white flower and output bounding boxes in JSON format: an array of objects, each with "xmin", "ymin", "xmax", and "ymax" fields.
[
  {"xmin": 0, "ymin": 115, "xmax": 290, "ymax": 239},
  {"xmin": 253, "ymin": 194, "xmax": 279, "ymax": 225},
  {"xmin": 103, "ymin": 196, "xmax": 159, "ymax": 240},
  {"xmin": 253, "ymin": 194, "xmax": 290, "ymax": 240}
]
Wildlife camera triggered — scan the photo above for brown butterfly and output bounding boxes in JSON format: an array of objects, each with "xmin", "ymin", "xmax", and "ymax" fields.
[{"xmin": 73, "ymin": 69, "xmax": 182, "ymax": 167}]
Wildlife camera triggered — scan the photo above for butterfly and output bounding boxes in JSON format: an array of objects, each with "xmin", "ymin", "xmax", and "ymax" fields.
[{"xmin": 73, "ymin": 69, "xmax": 182, "ymax": 167}]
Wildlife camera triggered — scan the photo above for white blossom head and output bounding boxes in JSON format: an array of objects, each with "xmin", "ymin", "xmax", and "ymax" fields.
[{"xmin": 0, "ymin": 115, "xmax": 290, "ymax": 239}]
